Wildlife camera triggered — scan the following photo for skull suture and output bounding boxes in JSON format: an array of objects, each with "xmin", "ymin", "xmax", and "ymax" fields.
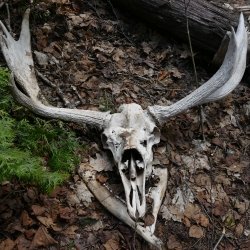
[{"xmin": 101, "ymin": 103, "xmax": 160, "ymax": 219}]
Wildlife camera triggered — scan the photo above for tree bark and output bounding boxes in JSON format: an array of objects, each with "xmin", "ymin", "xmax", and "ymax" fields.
[{"xmin": 111, "ymin": 0, "xmax": 240, "ymax": 55}]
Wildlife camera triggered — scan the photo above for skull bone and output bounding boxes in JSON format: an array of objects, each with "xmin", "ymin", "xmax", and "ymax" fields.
[{"xmin": 101, "ymin": 103, "xmax": 160, "ymax": 219}]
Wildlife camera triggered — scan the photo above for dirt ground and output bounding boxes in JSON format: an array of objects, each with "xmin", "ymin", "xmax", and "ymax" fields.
[{"xmin": 0, "ymin": 0, "xmax": 249, "ymax": 249}]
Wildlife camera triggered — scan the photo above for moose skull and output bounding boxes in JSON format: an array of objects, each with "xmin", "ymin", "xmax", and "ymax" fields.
[
  {"xmin": 0, "ymin": 9, "xmax": 247, "ymax": 248},
  {"xmin": 101, "ymin": 103, "xmax": 160, "ymax": 219}
]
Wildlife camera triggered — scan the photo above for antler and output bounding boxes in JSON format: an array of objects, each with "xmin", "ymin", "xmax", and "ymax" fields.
[
  {"xmin": 0, "ymin": 9, "xmax": 110, "ymax": 128},
  {"xmin": 148, "ymin": 13, "xmax": 248, "ymax": 125}
]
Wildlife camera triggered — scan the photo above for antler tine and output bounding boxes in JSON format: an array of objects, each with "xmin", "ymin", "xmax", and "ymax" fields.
[
  {"xmin": 0, "ymin": 9, "xmax": 40, "ymax": 101},
  {"xmin": 202, "ymin": 13, "xmax": 247, "ymax": 103},
  {"xmin": 20, "ymin": 9, "xmax": 31, "ymax": 47},
  {"xmin": 0, "ymin": 9, "xmax": 110, "ymax": 128},
  {"xmin": 148, "ymin": 13, "xmax": 248, "ymax": 125}
]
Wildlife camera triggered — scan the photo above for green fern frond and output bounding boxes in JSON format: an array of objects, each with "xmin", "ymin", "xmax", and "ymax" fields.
[
  {"xmin": 0, "ymin": 67, "xmax": 11, "ymax": 111},
  {"xmin": 16, "ymin": 118, "xmax": 81, "ymax": 172},
  {"xmin": 0, "ymin": 117, "xmax": 15, "ymax": 148},
  {"xmin": 0, "ymin": 66, "xmax": 84, "ymax": 193}
]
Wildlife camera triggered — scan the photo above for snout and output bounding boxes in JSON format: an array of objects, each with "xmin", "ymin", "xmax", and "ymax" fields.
[{"xmin": 119, "ymin": 148, "xmax": 146, "ymax": 219}]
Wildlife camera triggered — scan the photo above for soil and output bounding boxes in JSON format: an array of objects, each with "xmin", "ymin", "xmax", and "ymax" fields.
[{"xmin": 0, "ymin": 0, "xmax": 249, "ymax": 249}]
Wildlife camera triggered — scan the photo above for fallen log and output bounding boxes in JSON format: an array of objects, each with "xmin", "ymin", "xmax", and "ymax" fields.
[{"xmin": 111, "ymin": 0, "xmax": 242, "ymax": 55}]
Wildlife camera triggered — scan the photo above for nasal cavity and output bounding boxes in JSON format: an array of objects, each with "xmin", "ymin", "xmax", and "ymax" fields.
[
  {"xmin": 122, "ymin": 148, "xmax": 143, "ymax": 163},
  {"xmin": 121, "ymin": 148, "xmax": 144, "ymax": 180}
]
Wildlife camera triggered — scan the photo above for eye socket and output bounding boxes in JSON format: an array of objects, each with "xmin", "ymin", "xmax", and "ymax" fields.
[{"xmin": 140, "ymin": 140, "xmax": 147, "ymax": 147}]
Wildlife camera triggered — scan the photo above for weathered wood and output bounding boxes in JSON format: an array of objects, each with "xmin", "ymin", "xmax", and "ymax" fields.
[{"xmin": 111, "ymin": 0, "xmax": 240, "ymax": 54}]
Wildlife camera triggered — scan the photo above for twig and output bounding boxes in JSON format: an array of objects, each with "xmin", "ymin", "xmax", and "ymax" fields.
[
  {"xmin": 71, "ymin": 85, "xmax": 85, "ymax": 105},
  {"xmin": 56, "ymin": 88, "xmax": 72, "ymax": 107},
  {"xmin": 189, "ymin": 237, "xmax": 202, "ymax": 249},
  {"xmin": 86, "ymin": 0, "xmax": 102, "ymax": 19},
  {"xmin": 36, "ymin": 70, "xmax": 73, "ymax": 108},
  {"xmin": 134, "ymin": 80, "xmax": 155, "ymax": 104},
  {"xmin": 213, "ymin": 227, "xmax": 226, "ymax": 250},
  {"xmin": 184, "ymin": 0, "xmax": 198, "ymax": 87},
  {"xmin": 183, "ymin": 0, "xmax": 205, "ymax": 141},
  {"xmin": 0, "ymin": 189, "xmax": 26, "ymax": 203},
  {"xmin": 133, "ymin": 220, "xmax": 138, "ymax": 250},
  {"xmin": 106, "ymin": 0, "xmax": 134, "ymax": 45},
  {"xmin": 36, "ymin": 70, "xmax": 56, "ymax": 88}
]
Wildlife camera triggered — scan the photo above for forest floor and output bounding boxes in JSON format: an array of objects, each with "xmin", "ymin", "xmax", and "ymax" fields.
[{"xmin": 0, "ymin": 0, "xmax": 249, "ymax": 249}]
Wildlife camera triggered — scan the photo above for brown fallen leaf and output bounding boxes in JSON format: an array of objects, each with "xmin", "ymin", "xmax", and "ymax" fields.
[
  {"xmin": 198, "ymin": 214, "xmax": 210, "ymax": 228},
  {"xmin": 20, "ymin": 210, "xmax": 34, "ymax": 227},
  {"xmin": 24, "ymin": 229, "xmax": 36, "ymax": 240},
  {"xmin": 66, "ymin": 192, "xmax": 80, "ymax": 206},
  {"xmin": 1, "ymin": 210, "xmax": 12, "ymax": 220},
  {"xmin": 158, "ymin": 70, "xmax": 171, "ymax": 81},
  {"xmin": 85, "ymin": 220, "xmax": 104, "ymax": 232},
  {"xmin": 51, "ymin": 224, "xmax": 63, "ymax": 232},
  {"xmin": 227, "ymin": 164, "xmax": 244, "ymax": 174},
  {"xmin": 59, "ymin": 206, "xmax": 74, "ymax": 220},
  {"xmin": 234, "ymin": 199, "xmax": 249, "ymax": 214},
  {"xmin": 167, "ymin": 234, "xmax": 182, "ymax": 250},
  {"xmin": 144, "ymin": 213, "xmax": 155, "ymax": 227},
  {"xmin": 0, "ymin": 238, "xmax": 15, "ymax": 250},
  {"xmin": 96, "ymin": 173, "xmax": 109, "ymax": 184},
  {"xmin": 141, "ymin": 41, "xmax": 152, "ymax": 54},
  {"xmin": 63, "ymin": 225, "xmax": 79, "ymax": 239},
  {"xmin": 194, "ymin": 173, "xmax": 211, "ymax": 187},
  {"xmin": 235, "ymin": 223, "xmax": 244, "ymax": 237},
  {"xmin": 103, "ymin": 238, "xmax": 120, "ymax": 250},
  {"xmin": 184, "ymin": 203, "xmax": 200, "ymax": 219},
  {"xmin": 169, "ymin": 67, "xmax": 183, "ymax": 79},
  {"xmin": 214, "ymin": 174, "xmax": 231, "ymax": 186},
  {"xmin": 37, "ymin": 216, "xmax": 55, "ymax": 228},
  {"xmin": 211, "ymin": 137, "xmax": 224, "ymax": 148},
  {"xmin": 15, "ymin": 235, "xmax": 31, "ymax": 249},
  {"xmin": 102, "ymin": 21, "xmax": 117, "ymax": 33},
  {"xmin": 26, "ymin": 188, "xmax": 37, "ymax": 201},
  {"xmin": 112, "ymin": 48, "xmax": 124, "ymax": 62},
  {"xmin": 212, "ymin": 201, "xmax": 228, "ymax": 217},
  {"xmin": 6, "ymin": 220, "xmax": 24, "ymax": 234},
  {"xmin": 31, "ymin": 205, "xmax": 46, "ymax": 216},
  {"xmin": 30, "ymin": 226, "xmax": 57, "ymax": 249},
  {"xmin": 182, "ymin": 216, "xmax": 191, "ymax": 227},
  {"xmin": 192, "ymin": 213, "xmax": 210, "ymax": 228},
  {"xmin": 189, "ymin": 225, "xmax": 204, "ymax": 238}
]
